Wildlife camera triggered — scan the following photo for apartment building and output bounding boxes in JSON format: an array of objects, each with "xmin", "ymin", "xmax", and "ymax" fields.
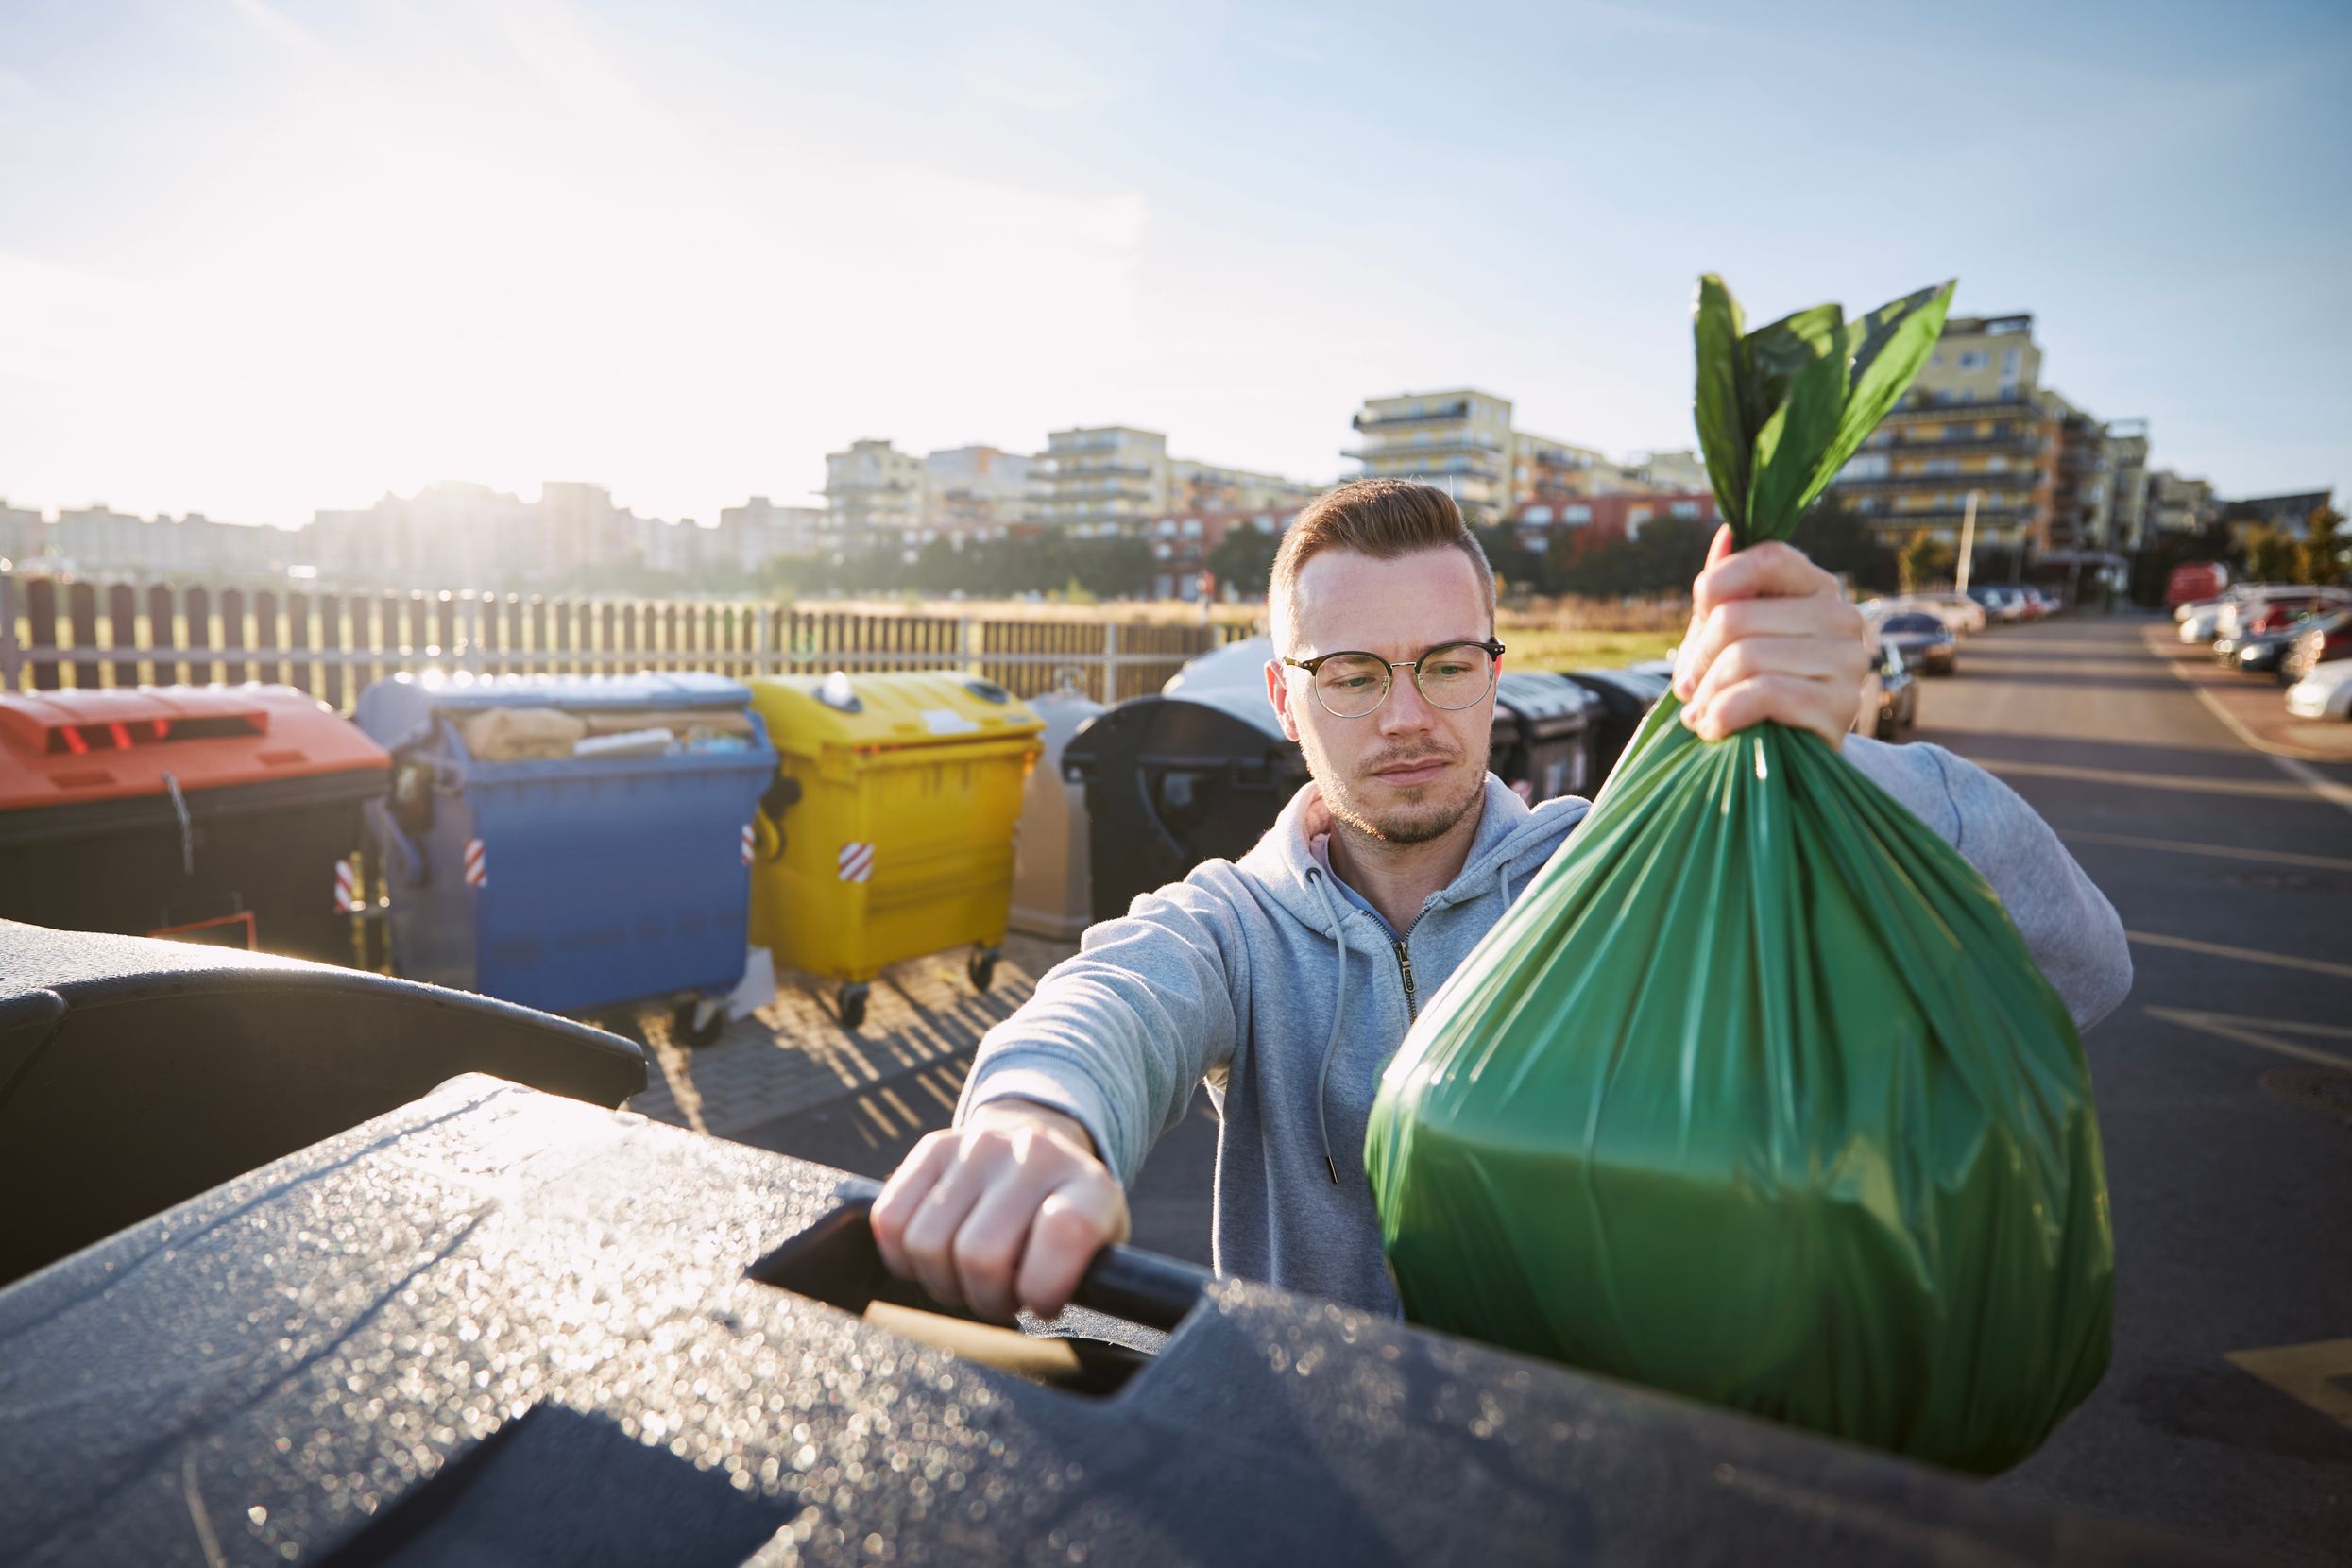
[
  {"xmin": 2103, "ymin": 420, "xmax": 2151, "ymax": 551},
  {"xmin": 2145, "ymin": 470, "xmax": 2217, "ymax": 537},
  {"xmin": 1169, "ymin": 457, "xmax": 1318, "ymax": 518},
  {"xmin": 1828, "ymin": 314, "xmax": 2058, "ymax": 553},
  {"xmin": 716, "ymin": 495, "xmax": 835, "ymax": 569},
  {"xmin": 0, "ymin": 499, "xmax": 42, "ymax": 566},
  {"xmin": 46, "ymin": 505, "xmax": 298, "ymax": 577},
  {"xmin": 921, "ymin": 446, "xmax": 1035, "ymax": 539},
  {"xmin": 1512, "ymin": 491, "xmax": 1720, "ymax": 553},
  {"xmin": 1345, "ymin": 389, "xmax": 1517, "ymax": 520},
  {"xmin": 823, "ymin": 439, "xmax": 927, "ymax": 533},
  {"xmin": 1033, "ymin": 426, "xmax": 1171, "ymax": 536},
  {"xmin": 1140, "ymin": 507, "xmax": 1291, "ymax": 600}
]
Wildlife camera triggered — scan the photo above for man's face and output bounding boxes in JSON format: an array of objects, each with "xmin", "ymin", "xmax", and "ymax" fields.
[{"xmin": 1265, "ymin": 546, "xmax": 1497, "ymax": 846}]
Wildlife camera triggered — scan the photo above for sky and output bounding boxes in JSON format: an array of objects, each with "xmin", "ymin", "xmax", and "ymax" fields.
[{"xmin": 2, "ymin": 0, "xmax": 2346, "ymax": 530}]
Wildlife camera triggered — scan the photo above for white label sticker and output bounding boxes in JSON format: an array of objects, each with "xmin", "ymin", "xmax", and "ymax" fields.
[{"xmin": 919, "ymin": 707, "xmax": 980, "ymax": 736}]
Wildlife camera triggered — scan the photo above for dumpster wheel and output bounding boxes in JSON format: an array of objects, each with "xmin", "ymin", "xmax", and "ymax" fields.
[
  {"xmin": 671, "ymin": 997, "xmax": 727, "ymax": 1049},
  {"xmin": 967, "ymin": 946, "xmax": 998, "ymax": 994},
  {"xmin": 838, "ymin": 982, "xmax": 869, "ymax": 1031}
]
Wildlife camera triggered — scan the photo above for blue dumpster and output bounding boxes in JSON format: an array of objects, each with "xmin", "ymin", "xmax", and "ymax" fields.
[{"xmin": 354, "ymin": 673, "xmax": 775, "ymax": 1039}]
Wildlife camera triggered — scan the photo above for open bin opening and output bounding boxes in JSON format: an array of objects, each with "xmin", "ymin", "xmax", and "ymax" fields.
[{"xmin": 746, "ymin": 1182, "xmax": 1207, "ymax": 1401}]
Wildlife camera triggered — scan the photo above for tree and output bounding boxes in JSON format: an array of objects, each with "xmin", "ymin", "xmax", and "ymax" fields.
[
  {"xmin": 1788, "ymin": 499, "xmax": 1898, "ymax": 594},
  {"xmin": 2303, "ymin": 505, "xmax": 2346, "ymax": 587},
  {"xmin": 1897, "ymin": 531, "xmax": 1954, "ymax": 596},
  {"xmin": 1471, "ymin": 521, "xmax": 1549, "ymax": 598},
  {"xmin": 1554, "ymin": 516, "xmax": 1713, "ymax": 598},
  {"xmin": 2243, "ymin": 523, "xmax": 2302, "ymax": 584},
  {"xmin": 1206, "ymin": 525, "xmax": 1281, "ymax": 599}
]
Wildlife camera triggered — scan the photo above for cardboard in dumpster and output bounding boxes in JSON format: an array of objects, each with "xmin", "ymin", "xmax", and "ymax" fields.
[
  {"xmin": 0, "ymin": 1074, "xmax": 2228, "ymax": 1567},
  {"xmin": 461, "ymin": 705, "xmax": 588, "ymax": 761}
]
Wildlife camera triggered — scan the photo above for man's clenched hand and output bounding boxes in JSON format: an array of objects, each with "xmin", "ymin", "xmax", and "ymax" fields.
[
  {"xmin": 870, "ymin": 1100, "xmax": 1130, "ymax": 1322},
  {"xmin": 1672, "ymin": 527, "xmax": 1868, "ymax": 749}
]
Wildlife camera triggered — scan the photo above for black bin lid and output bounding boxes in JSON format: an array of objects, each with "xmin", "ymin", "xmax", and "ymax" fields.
[
  {"xmin": 0, "ymin": 1077, "xmax": 2229, "ymax": 1567},
  {"xmin": 1495, "ymin": 671, "xmax": 1602, "ymax": 738}
]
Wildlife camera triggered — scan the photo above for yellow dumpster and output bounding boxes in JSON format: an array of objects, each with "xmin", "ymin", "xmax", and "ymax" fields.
[{"xmin": 748, "ymin": 671, "xmax": 1045, "ymax": 1029}]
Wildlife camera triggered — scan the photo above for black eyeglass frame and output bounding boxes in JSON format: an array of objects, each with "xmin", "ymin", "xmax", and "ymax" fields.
[{"xmin": 1280, "ymin": 639, "xmax": 1508, "ymax": 717}]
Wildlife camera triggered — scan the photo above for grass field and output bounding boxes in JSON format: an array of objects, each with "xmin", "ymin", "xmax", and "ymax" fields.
[{"xmin": 1499, "ymin": 627, "xmax": 1680, "ymax": 671}]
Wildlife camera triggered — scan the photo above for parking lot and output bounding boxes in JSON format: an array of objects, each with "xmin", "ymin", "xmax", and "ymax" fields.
[{"xmin": 626, "ymin": 611, "xmax": 2351, "ymax": 1562}]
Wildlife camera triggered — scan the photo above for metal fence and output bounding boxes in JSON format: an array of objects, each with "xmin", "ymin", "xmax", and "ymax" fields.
[{"xmin": 0, "ymin": 573, "xmax": 1257, "ymax": 708}]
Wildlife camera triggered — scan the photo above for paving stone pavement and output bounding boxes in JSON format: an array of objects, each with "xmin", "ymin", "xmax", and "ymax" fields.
[{"xmin": 613, "ymin": 932, "xmax": 1077, "ymax": 1142}]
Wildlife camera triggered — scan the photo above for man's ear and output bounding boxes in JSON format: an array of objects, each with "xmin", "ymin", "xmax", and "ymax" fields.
[{"xmin": 1265, "ymin": 659, "xmax": 1304, "ymax": 742}]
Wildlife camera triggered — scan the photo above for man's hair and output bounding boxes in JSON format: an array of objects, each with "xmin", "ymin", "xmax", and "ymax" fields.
[{"xmin": 1269, "ymin": 478, "xmax": 1496, "ymax": 647}]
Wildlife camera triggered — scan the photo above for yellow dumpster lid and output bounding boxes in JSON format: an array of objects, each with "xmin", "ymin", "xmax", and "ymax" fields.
[{"xmin": 748, "ymin": 671, "xmax": 1045, "ymax": 758}]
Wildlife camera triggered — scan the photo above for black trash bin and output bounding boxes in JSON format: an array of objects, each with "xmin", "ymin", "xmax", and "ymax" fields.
[
  {"xmin": 0, "ymin": 686, "xmax": 390, "ymax": 964},
  {"xmin": 0, "ymin": 1075, "xmax": 2229, "ymax": 1566},
  {"xmin": 1493, "ymin": 671, "xmax": 1605, "ymax": 803},
  {"xmin": 1065, "ymin": 688, "xmax": 1527, "ymax": 923},
  {"xmin": 1562, "ymin": 666, "xmax": 1674, "ymax": 787},
  {"xmin": 1063, "ymin": 687, "xmax": 1312, "ymax": 923},
  {"xmin": 0, "ymin": 920, "xmax": 645, "ymax": 1287}
]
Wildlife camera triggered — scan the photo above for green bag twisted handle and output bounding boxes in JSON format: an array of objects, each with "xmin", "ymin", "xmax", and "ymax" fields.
[{"xmin": 1694, "ymin": 275, "xmax": 1956, "ymax": 549}]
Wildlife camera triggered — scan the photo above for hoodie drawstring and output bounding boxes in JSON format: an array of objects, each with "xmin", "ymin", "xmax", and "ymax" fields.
[{"xmin": 1305, "ymin": 865, "xmax": 1349, "ymax": 1185}]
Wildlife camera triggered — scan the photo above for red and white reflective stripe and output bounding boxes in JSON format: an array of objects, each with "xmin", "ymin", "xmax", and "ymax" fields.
[
  {"xmin": 333, "ymin": 857, "xmax": 360, "ymax": 912},
  {"xmin": 463, "ymin": 838, "xmax": 489, "ymax": 889},
  {"xmin": 741, "ymin": 824, "xmax": 757, "ymax": 866},
  {"xmin": 836, "ymin": 842, "xmax": 874, "ymax": 883}
]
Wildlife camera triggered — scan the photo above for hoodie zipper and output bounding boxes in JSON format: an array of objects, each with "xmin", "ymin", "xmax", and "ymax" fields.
[{"xmin": 1392, "ymin": 902, "xmax": 1435, "ymax": 1023}]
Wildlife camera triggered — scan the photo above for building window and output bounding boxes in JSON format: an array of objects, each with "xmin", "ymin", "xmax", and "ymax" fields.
[
  {"xmin": 1525, "ymin": 505, "xmax": 1553, "ymax": 524},
  {"xmin": 1628, "ymin": 506, "xmax": 1653, "ymax": 526},
  {"xmin": 1669, "ymin": 500, "xmax": 1698, "ymax": 519},
  {"xmin": 1563, "ymin": 504, "xmax": 1593, "ymax": 524},
  {"xmin": 1958, "ymin": 350, "xmax": 1987, "ymax": 371}
]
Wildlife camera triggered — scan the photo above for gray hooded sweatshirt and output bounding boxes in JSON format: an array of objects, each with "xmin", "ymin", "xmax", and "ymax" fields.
[{"xmin": 959, "ymin": 734, "xmax": 2133, "ymax": 1317}]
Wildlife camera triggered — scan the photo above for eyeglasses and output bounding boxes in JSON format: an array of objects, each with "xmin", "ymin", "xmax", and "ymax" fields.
[{"xmin": 1282, "ymin": 639, "xmax": 1506, "ymax": 719}]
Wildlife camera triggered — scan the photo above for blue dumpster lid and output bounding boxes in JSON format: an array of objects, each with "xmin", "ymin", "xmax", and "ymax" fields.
[{"xmin": 354, "ymin": 672, "xmax": 754, "ymax": 751}]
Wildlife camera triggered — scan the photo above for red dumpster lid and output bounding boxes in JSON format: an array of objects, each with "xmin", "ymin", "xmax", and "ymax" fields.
[{"xmin": 0, "ymin": 686, "xmax": 389, "ymax": 810}]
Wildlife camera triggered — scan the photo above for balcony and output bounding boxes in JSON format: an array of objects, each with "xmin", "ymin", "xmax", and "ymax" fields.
[
  {"xmin": 1885, "ymin": 397, "xmax": 2043, "ymax": 422},
  {"xmin": 1342, "ymin": 435, "xmax": 1506, "ymax": 463},
  {"xmin": 1832, "ymin": 469, "xmax": 2037, "ymax": 493},
  {"xmin": 1859, "ymin": 431, "xmax": 2035, "ymax": 456},
  {"xmin": 1352, "ymin": 401, "xmax": 1473, "ymax": 431},
  {"xmin": 1351, "ymin": 455, "xmax": 1504, "ymax": 482}
]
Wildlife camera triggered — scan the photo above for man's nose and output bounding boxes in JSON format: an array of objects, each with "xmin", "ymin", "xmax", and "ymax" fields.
[{"xmin": 1378, "ymin": 669, "xmax": 1440, "ymax": 735}]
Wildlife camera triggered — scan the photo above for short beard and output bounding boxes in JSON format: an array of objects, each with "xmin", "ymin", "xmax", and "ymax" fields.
[{"xmin": 1323, "ymin": 766, "xmax": 1486, "ymax": 847}]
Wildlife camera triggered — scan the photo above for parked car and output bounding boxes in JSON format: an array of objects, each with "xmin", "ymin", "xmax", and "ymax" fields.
[
  {"xmin": 1924, "ymin": 591, "xmax": 1988, "ymax": 634},
  {"xmin": 1874, "ymin": 642, "xmax": 1918, "ymax": 738},
  {"xmin": 2165, "ymin": 561, "xmax": 2228, "ymax": 609},
  {"xmin": 2286, "ymin": 659, "xmax": 2352, "ymax": 721},
  {"xmin": 2283, "ymin": 616, "xmax": 2352, "ymax": 683},
  {"xmin": 1866, "ymin": 592, "xmax": 1983, "ymax": 635},
  {"xmin": 2186, "ymin": 584, "xmax": 2343, "ymax": 644},
  {"xmin": 2020, "ymin": 588, "xmax": 2060, "ymax": 619},
  {"xmin": 1969, "ymin": 585, "xmax": 2030, "ymax": 623},
  {"xmin": 2225, "ymin": 609, "xmax": 2351, "ymax": 675},
  {"xmin": 2216, "ymin": 600, "xmax": 2342, "ymax": 665},
  {"xmin": 2214, "ymin": 587, "xmax": 2348, "ymax": 644},
  {"xmin": 1877, "ymin": 611, "xmax": 1957, "ymax": 675}
]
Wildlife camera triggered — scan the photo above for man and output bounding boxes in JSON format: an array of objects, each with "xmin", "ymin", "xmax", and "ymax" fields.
[{"xmin": 874, "ymin": 479, "xmax": 2131, "ymax": 1322}]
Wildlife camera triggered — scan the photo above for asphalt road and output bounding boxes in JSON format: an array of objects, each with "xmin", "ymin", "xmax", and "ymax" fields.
[
  {"xmin": 1919, "ymin": 614, "xmax": 2352, "ymax": 1563},
  {"xmin": 737, "ymin": 611, "xmax": 2352, "ymax": 1561}
]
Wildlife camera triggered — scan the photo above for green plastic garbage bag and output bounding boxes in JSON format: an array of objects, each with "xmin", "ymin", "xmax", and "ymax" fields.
[{"xmin": 1364, "ymin": 277, "xmax": 2114, "ymax": 1474}]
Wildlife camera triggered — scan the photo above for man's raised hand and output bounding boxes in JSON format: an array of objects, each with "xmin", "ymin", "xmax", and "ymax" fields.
[
  {"xmin": 870, "ymin": 1100, "xmax": 1130, "ymax": 1322},
  {"xmin": 1671, "ymin": 527, "xmax": 1868, "ymax": 749}
]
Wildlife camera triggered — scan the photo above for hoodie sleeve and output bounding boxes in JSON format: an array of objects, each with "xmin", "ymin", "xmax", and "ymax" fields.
[
  {"xmin": 1841, "ymin": 733, "xmax": 2133, "ymax": 1030},
  {"xmin": 956, "ymin": 873, "xmax": 1247, "ymax": 1185}
]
